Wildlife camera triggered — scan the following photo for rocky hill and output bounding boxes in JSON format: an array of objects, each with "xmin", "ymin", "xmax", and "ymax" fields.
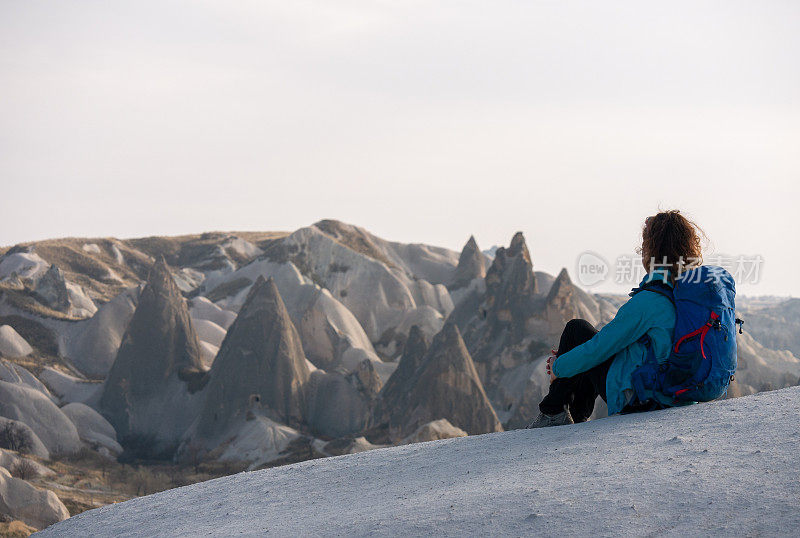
[
  {"xmin": 371, "ymin": 322, "xmax": 501, "ymax": 442},
  {"xmin": 180, "ymin": 277, "xmax": 311, "ymax": 464},
  {"xmin": 37, "ymin": 386, "xmax": 800, "ymax": 536},
  {"xmin": 98, "ymin": 257, "xmax": 206, "ymax": 456}
]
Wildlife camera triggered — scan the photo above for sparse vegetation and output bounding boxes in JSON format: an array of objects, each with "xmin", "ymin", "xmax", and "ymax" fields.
[
  {"xmin": 0, "ymin": 422, "xmax": 32, "ymax": 454},
  {"xmin": 35, "ymin": 446, "xmax": 251, "ymax": 525},
  {"xmin": 0, "ymin": 289, "xmax": 78, "ymax": 321},
  {"xmin": 126, "ymin": 236, "xmax": 182, "ymax": 265},
  {"xmin": 129, "ymin": 466, "xmax": 171, "ymax": 496},
  {"xmin": 0, "ymin": 238, "xmax": 145, "ymax": 306},
  {"xmin": 33, "ymin": 244, "xmax": 110, "ymax": 282},
  {"xmin": 128, "ymin": 232, "xmax": 286, "ymax": 271},
  {"xmin": 10, "ymin": 458, "xmax": 38, "ymax": 480},
  {"xmin": 0, "ymin": 519, "xmax": 37, "ymax": 537},
  {"xmin": 0, "ymin": 315, "xmax": 60, "ymax": 356}
]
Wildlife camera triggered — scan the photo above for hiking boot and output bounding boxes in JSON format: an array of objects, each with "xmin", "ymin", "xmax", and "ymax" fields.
[{"xmin": 526, "ymin": 407, "xmax": 574, "ymax": 428}]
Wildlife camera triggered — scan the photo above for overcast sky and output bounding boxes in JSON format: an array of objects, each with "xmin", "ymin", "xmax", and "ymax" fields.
[{"xmin": 1, "ymin": 1, "xmax": 798, "ymax": 296}]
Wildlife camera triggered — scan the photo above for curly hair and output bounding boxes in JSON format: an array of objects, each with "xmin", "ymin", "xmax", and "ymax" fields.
[{"xmin": 637, "ymin": 210, "xmax": 705, "ymax": 279}]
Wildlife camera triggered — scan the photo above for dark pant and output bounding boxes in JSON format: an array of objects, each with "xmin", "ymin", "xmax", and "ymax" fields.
[{"xmin": 538, "ymin": 319, "xmax": 614, "ymax": 422}]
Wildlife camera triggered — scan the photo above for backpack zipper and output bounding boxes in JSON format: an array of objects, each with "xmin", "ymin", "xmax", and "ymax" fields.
[{"xmin": 673, "ymin": 311, "xmax": 719, "ymax": 359}]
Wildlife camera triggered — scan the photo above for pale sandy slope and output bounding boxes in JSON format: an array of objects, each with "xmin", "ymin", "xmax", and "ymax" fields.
[{"xmin": 39, "ymin": 387, "xmax": 800, "ymax": 537}]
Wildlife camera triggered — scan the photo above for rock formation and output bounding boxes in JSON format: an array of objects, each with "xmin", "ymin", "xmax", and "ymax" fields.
[
  {"xmin": 481, "ymin": 232, "xmax": 539, "ymax": 342},
  {"xmin": 37, "ymin": 368, "xmax": 100, "ymax": 405},
  {"xmin": 0, "ymin": 467, "xmax": 70, "ymax": 530},
  {"xmin": 0, "ymin": 326, "xmax": 33, "ymax": 358},
  {"xmin": 98, "ymin": 256, "xmax": 205, "ymax": 455},
  {"xmin": 313, "ymin": 219, "xmax": 459, "ymax": 286},
  {"xmin": 27, "ymin": 263, "xmax": 97, "ymax": 318},
  {"xmin": 449, "ymin": 236, "xmax": 487, "ymax": 291},
  {"xmin": 401, "ymin": 418, "xmax": 467, "ymax": 444},
  {"xmin": 33, "ymin": 265, "xmax": 70, "ymax": 313},
  {"xmin": 0, "ymin": 381, "xmax": 81, "ymax": 457},
  {"xmin": 0, "ymin": 417, "xmax": 50, "ymax": 459},
  {"xmin": 192, "ymin": 318, "xmax": 226, "ymax": 348},
  {"xmin": 189, "ymin": 296, "xmax": 236, "ymax": 330},
  {"xmin": 0, "ymin": 449, "xmax": 51, "ymax": 479},
  {"xmin": 322, "ymin": 436, "xmax": 380, "ymax": 456},
  {"xmin": 61, "ymin": 284, "xmax": 141, "ymax": 379},
  {"xmin": 544, "ymin": 268, "xmax": 606, "ymax": 334},
  {"xmin": 733, "ymin": 331, "xmax": 800, "ymax": 395},
  {"xmin": 738, "ymin": 298, "xmax": 800, "ymax": 358},
  {"xmin": 350, "ymin": 357, "xmax": 383, "ymax": 400},
  {"xmin": 379, "ymin": 322, "xmax": 502, "ymax": 441},
  {"xmin": 209, "ymin": 416, "xmax": 300, "ymax": 470},
  {"xmin": 0, "ymin": 359, "xmax": 49, "ymax": 397},
  {"xmin": 307, "ymin": 359, "xmax": 383, "ymax": 438},
  {"xmin": 61, "ymin": 403, "xmax": 123, "ymax": 457},
  {"xmin": 545, "ymin": 268, "xmax": 575, "ymax": 314},
  {"xmin": 370, "ymin": 325, "xmax": 428, "ymax": 429},
  {"xmin": 189, "ymin": 276, "xmax": 311, "ymax": 449},
  {"xmin": 199, "ymin": 259, "xmax": 392, "ymax": 378},
  {"xmin": 450, "ymin": 232, "xmax": 545, "ymax": 389},
  {"xmin": 262, "ymin": 223, "xmax": 454, "ymax": 343},
  {"xmin": 452, "ymin": 232, "xmax": 540, "ymax": 348}
]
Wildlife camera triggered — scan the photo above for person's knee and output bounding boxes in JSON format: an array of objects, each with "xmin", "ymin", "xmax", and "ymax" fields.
[
  {"xmin": 558, "ymin": 319, "xmax": 598, "ymax": 355},
  {"xmin": 565, "ymin": 318, "xmax": 594, "ymax": 332},
  {"xmin": 561, "ymin": 319, "xmax": 597, "ymax": 343}
]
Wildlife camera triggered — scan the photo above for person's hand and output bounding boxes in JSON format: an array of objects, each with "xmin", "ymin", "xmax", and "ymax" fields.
[{"xmin": 546, "ymin": 349, "xmax": 558, "ymax": 383}]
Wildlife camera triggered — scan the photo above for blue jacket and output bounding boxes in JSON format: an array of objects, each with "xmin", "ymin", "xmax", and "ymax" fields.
[{"xmin": 551, "ymin": 269, "xmax": 677, "ymax": 415}]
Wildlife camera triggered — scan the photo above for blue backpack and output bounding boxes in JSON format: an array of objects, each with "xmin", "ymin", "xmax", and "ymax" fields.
[{"xmin": 631, "ymin": 265, "xmax": 743, "ymax": 404}]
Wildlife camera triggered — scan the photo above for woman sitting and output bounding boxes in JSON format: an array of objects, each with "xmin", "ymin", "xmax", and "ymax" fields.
[{"xmin": 529, "ymin": 210, "xmax": 703, "ymax": 427}]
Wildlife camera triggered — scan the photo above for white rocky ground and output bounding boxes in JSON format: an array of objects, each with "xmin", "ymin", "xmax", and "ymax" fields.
[{"xmin": 38, "ymin": 386, "xmax": 800, "ymax": 537}]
